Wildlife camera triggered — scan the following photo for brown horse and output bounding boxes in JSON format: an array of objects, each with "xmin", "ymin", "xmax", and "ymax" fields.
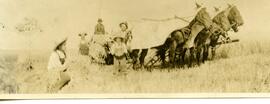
[
  {"xmin": 228, "ymin": 5, "xmax": 244, "ymax": 32},
  {"xmin": 195, "ymin": 23, "xmax": 226, "ymax": 64},
  {"xmin": 195, "ymin": 5, "xmax": 244, "ymax": 63},
  {"xmin": 195, "ymin": 7, "xmax": 232, "ymax": 64},
  {"xmin": 157, "ymin": 7, "xmax": 214, "ymax": 68},
  {"xmin": 208, "ymin": 5, "xmax": 244, "ymax": 60}
]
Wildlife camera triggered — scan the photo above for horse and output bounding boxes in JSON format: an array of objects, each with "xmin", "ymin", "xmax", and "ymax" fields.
[
  {"xmin": 194, "ymin": 23, "xmax": 226, "ymax": 64},
  {"xmin": 194, "ymin": 6, "xmax": 233, "ymax": 64},
  {"xmin": 198, "ymin": 5, "xmax": 244, "ymax": 62},
  {"xmin": 130, "ymin": 48, "xmax": 148, "ymax": 69},
  {"xmin": 126, "ymin": 30, "xmax": 149, "ymax": 70},
  {"xmin": 227, "ymin": 5, "xmax": 244, "ymax": 33},
  {"xmin": 156, "ymin": 7, "xmax": 214, "ymax": 68}
]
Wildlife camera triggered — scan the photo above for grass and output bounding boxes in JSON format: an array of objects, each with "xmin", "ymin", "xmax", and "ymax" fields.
[{"xmin": 1, "ymin": 38, "xmax": 270, "ymax": 94}]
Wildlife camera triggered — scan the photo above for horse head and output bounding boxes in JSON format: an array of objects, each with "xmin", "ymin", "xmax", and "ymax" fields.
[
  {"xmin": 213, "ymin": 10, "xmax": 231, "ymax": 32},
  {"xmin": 195, "ymin": 7, "xmax": 213, "ymax": 30},
  {"xmin": 210, "ymin": 23, "xmax": 227, "ymax": 41},
  {"xmin": 210, "ymin": 7, "xmax": 234, "ymax": 41},
  {"xmin": 228, "ymin": 5, "xmax": 244, "ymax": 32}
]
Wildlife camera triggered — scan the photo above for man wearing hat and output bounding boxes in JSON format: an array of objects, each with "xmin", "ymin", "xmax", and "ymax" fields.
[
  {"xmin": 94, "ymin": 18, "xmax": 106, "ymax": 35},
  {"xmin": 47, "ymin": 37, "xmax": 71, "ymax": 93},
  {"xmin": 117, "ymin": 22, "xmax": 132, "ymax": 52},
  {"xmin": 110, "ymin": 35, "xmax": 128, "ymax": 75}
]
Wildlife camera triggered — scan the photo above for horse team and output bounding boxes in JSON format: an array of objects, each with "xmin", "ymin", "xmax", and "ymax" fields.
[
  {"xmin": 149, "ymin": 4, "xmax": 243, "ymax": 69},
  {"xmin": 83, "ymin": 4, "xmax": 244, "ymax": 70}
]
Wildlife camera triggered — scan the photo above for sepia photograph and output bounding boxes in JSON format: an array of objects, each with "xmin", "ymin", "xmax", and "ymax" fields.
[{"xmin": 0, "ymin": 0, "xmax": 270, "ymax": 99}]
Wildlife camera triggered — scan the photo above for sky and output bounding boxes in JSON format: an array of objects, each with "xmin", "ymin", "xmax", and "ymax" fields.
[{"xmin": 0, "ymin": 0, "xmax": 270, "ymax": 50}]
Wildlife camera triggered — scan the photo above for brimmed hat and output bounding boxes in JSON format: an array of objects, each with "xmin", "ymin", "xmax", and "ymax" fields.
[
  {"xmin": 54, "ymin": 37, "xmax": 68, "ymax": 50},
  {"xmin": 113, "ymin": 36, "xmax": 125, "ymax": 42},
  {"xmin": 119, "ymin": 22, "xmax": 128, "ymax": 29}
]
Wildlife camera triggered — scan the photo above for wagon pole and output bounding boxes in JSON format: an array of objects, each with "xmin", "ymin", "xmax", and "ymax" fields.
[
  {"xmin": 173, "ymin": 15, "xmax": 191, "ymax": 23},
  {"xmin": 141, "ymin": 15, "xmax": 192, "ymax": 24},
  {"xmin": 141, "ymin": 17, "xmax": 173, "ymax": 22}
]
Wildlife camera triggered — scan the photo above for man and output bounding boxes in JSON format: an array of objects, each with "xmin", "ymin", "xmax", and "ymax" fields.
[
  {"xmin": 117, "ymin": 22, "xmax": 132, "ymax": 52},
  {"xmin": 94, "ymin": 18, "xmax": 105, "ymax": 35}
]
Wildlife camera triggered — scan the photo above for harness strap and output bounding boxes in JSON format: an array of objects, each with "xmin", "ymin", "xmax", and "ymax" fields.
[{"xmin": 180, "ymin": 27, "xmax": 191, "ymax": 42}]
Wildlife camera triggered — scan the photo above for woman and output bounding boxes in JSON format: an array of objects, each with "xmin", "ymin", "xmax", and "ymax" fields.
[{"xmin": 47, "ymin": 38, "xmax": 71, "ymax": 93}]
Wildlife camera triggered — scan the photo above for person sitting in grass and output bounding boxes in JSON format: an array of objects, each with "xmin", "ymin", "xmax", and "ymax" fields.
[
  {"xmin": 47, "ymin": 37, "xmax": 71, "ymax": 93},
  {"xmin": 110, "ymin": 36, "xmax": 128, "ymax": 75}
]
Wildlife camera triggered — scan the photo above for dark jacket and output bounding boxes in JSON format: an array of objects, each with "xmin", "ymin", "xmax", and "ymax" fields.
[{"xmin": 94, "ymin": 24, "xmax": 105, "ymax": 35}]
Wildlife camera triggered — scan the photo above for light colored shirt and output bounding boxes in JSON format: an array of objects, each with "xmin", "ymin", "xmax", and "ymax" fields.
[
  {"xmin": 110, "ymin": 42, "xmax": 128, "ymax": 57},
  {"xmin": 114, "ymin": 30, "xmax": 132, "ymax": 43},
  {"xmin": 47, "ymin": 50, "xmax": 66, "ymax": 71}
]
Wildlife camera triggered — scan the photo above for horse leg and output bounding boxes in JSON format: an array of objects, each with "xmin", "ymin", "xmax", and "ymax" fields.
[
  {"xmin": 190, "ymin": 47, "xmax": 196, "ymax": 67},
  {"xmin": 203, "ymin": 45, "xmax": 209, "ymax": 63},
  {"xmin": 159, "ymin": 38, "xmax": 172, "ymax": 68},
  {"xmin": 211, "ymin": 47, "xmax": 216, "ymax": 60},
  {"xmin": 180, "ymin": 48, "xmax": 187, "ymax": 68},
  {"xmin": 159, "ymin": 49, "xmax": 166, "ymax": 68},
  {"xmin": 196, "ymin": 46, "xmax": 202, "ymax": 65},
  {"xmin": 184, "ymin": 48, "xmax": 191, "ymax": 68},
  {"xmin": 169, "ymin": 41, "xmax": 177, "ymax": 68},
  {"xmin": 130, "ymin": 49, "xmax": 139, "ymax": 70},
  {"xmin": 139, "ymin": 49, "xmax": 148, "ymax": 69}
]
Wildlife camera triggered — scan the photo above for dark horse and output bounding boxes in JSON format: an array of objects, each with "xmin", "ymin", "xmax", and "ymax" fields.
[
  {"xmin": 194, "ymin": 6, "xmax": 233, "ymax": 64},
  {"xmin": 130, "ymin": 49, "xmax": 148, "ymax": 69},
  {"xmin": 124, "ymin": 5, "xmax": 244, "ymax": 70},
  {"xmin": 156, "ymin": 7, "xmax": 214, "ymax": 68},
  {"xmin": 195, "ymin": 5, "xmax": 244, "ymax": 63}
]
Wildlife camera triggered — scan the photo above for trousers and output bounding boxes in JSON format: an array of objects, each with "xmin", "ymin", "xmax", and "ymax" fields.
[{"xmin": 113, "ymin": 57, "xmax": 127, "ymax": 74}]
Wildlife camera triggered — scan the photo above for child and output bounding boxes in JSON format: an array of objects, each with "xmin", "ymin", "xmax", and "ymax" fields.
[
  {"xmin": 110, "ymin": 36, "xmax": 128, "ymax": 75},
  {"xmin": 78, "ymin": 33, "xmax": 89, "ymax": 56}
]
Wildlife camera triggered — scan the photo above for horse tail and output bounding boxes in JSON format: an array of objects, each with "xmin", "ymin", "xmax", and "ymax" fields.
[{"xmin": 156, "ymin": 37, "xmax": 171, "ymax": 54}]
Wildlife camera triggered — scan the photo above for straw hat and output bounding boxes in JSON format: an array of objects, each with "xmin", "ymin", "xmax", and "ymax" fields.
[
  {"xmin": 119, "ymin": 22, "xmax": 128, "ymax": 29},
  {"xmin": 54, "ymin": 37, "xmax": 68, "ymax": 50},
  {"xmin": 113, "ymin": 35, "xmax": 125, "ymax": 42}
]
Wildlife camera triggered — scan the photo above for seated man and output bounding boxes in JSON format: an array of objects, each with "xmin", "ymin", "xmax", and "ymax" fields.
[{"xmin": 94, "ymin": 18, "xmax": 106, "ymax": 35}]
